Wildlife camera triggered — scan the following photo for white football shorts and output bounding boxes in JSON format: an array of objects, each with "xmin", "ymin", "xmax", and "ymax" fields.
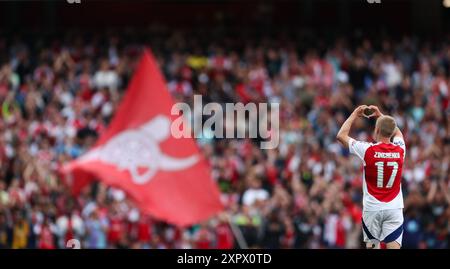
[{"xmin": 362, "ymin": 209, "xmax": 404, "ymax": 246}]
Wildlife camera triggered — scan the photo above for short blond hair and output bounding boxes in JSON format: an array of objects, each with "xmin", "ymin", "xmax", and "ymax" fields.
[{"xmin": 376, "ymin": 116, "xmax": 397, "ymax": 138}]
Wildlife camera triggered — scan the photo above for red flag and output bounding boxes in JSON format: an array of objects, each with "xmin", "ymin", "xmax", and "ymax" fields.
[{"xmin": 61, "ymin": 50, "xmax": 223, "ymax": 226}]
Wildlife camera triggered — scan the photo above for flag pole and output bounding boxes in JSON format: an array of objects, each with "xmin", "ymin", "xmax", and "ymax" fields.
[{"xmin": 226, "ymin": 213, "xmax": 248, "ymax": 249}]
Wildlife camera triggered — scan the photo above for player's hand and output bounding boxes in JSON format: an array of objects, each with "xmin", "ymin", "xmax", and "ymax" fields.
[
  {"xmin": 366, "ymin": 105, "xmax": 384, "ymax": 118},
  {"xmin": 352, "ymin": 105, "xmax": 368, "ymax": 118}
]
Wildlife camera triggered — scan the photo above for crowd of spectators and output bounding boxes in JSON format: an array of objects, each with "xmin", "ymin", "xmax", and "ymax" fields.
[{"xmin": 0, "ymin": 28, "xmax": 449, "ymax": 249}]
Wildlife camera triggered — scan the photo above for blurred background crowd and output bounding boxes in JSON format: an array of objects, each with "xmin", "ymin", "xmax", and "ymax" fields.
[
  {"xmin": 0, "ymin": 28, "xmax": 449, "ymax": 249},
  {"xmin": 0, "ymin": 0, "xmax": 450, "ymax": 249}
]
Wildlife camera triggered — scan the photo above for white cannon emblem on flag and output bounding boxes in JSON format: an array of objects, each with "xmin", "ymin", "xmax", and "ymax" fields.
[{"xmin": 79, "ymin": 115, "xmax": 199, "ymax": 184}]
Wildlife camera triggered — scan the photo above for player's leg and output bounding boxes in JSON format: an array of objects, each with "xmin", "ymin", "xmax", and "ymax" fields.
[
  {"xmin": 381, "ymin": 209, "xmax": 404, "ymax": 249},
  {"xmin": 385, "ymin": 241, "xmax": 401, "ymax": 249},
  {"xmin": 362, "ymin": 211, "xmax": 382, "ymax": 249},
  {"xmin": 365, "ymin": 241, "xmax": 380, "ymax": 249}
]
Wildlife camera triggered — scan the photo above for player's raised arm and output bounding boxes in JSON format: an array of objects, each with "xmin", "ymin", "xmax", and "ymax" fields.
[
  {"xmin": 392, "ymin": 126, "xmax": 404, "ymax": 140},
  {"xmin": 368, "ymin": 105, "xmax": 404, "ymax": 140},
  {"xmin": 367, "ymin": 105, "xmax": 384, "ymax": 118},
  {"xmin": 369, "ymin": 105, "xmax": 405, "ymax": 156},
  {"xmin": 336, "ymin": 105, "xmax": 368, "ymax": 148}
]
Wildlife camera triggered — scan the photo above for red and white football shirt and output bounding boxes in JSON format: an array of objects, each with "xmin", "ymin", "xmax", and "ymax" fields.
[{"xmin": 349, "ymin": 137, "xmax": 406, "ymax": 211}]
